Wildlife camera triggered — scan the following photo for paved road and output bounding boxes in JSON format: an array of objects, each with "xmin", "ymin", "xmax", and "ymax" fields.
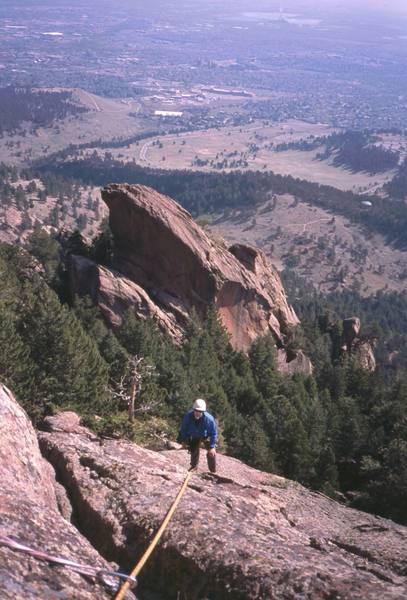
[
  {"xmin": 82, "ymin": 91, "xmax": 102, "ymax": 112},
  {"xmin": 139, "ymin": 139, "xmax": 154, "ymax": 162}
]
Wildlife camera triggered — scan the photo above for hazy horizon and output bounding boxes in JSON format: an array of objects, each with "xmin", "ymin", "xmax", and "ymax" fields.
[
  {"xmin": 242, "ymin": 0, "xmax": 407, "ymax": 17},
  {"xmin": 4, "ymin": 0, "xmax": 407, "ymax": 13}
]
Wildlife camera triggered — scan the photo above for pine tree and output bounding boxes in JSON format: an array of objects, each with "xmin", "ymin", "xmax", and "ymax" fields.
[
  {"xmin": 222, "ymin": 350, "xmax": 262, "ymax": 416},
  {"xmin": 0, "ymin": 308, "xmax": 34, "ymax": 403},
  {"xmin": 267, "ymin": 393, "xmax": 313, "ymax": 482},
  {"xmin": 117, "ymin": 310, "xmax": 164, "ymax": 361},
  {"xmin": 89, "ymin": 218, "xmax": 115, "ymax": 264},
  {"xmin": 249, "ymin": 333, "xmax": 280, "ymax": 399},
  {"xmin": 316, "ymin": 443, "xmax": 339, "ymax": 492},
  {"xmin": 182, "ymin": 321, "xmax": 231, "ymax": 419},
  {"xmin": 17, "ymin": 282, "xmax": 110, "ymax": 416},
  {"xmin": 238, "ymin": 414, "xmax": 275, "ymax": 471},
  {"xmin": 73, "ymin": 295, "xmax": 129, "ymax": 381},
  {"xmin": 358, "ymin": 379, "xmax": 407, "ymax": 523},
  {"xmin": 26, "ymin": 226, "xmax": 60, "ymax": 280}
]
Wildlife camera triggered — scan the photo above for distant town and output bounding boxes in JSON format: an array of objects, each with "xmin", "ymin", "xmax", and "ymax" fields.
[{"xmin": 2, "ymin": 0, "xmax": 407, "ymax": 131}]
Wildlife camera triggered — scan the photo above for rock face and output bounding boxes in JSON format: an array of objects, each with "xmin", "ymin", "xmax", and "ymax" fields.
[
  {"xmin": 79, "ymin": 183, "xmax": 300, "ymax": 355},
  {"xmin": 227, "ymin": 243, "xmax": 298, "ymax": 333},
  {"xmin": 0, "ymin": 384, "xmax": 135, "ymax": 600},
  {"xmin": 36, "ymin": 409, "xmax": 407, "ymax": 600},
  {"xmin": 69, "ymin": 254, "xmax": 184, "ymax": 341}
]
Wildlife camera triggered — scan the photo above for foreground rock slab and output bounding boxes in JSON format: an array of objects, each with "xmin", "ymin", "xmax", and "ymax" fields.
[
  {"xmin": 39, "ymin": 411, "xmax": 407, "ymax": 600},
  {"xmin": 0, "ymin": 384, "xmax": 135, "ymax": 600}
]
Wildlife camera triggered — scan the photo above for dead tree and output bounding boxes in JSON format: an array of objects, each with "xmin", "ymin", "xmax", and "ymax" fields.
[{"xmin": 112, "ymin": 356, "xmax": 157, "ymax": 422}]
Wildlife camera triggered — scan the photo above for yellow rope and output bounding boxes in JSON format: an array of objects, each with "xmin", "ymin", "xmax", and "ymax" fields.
[{"xmin": 114, "ymin": 470, "xmax": 193, "ymax": 600}]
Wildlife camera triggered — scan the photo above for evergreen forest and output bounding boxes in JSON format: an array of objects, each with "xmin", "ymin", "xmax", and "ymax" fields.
[
  {"xmin": 275, "ymin": 130, "xmax": 401, "ymax": 175},
  {"xmin": 386, "ymin": 156, "xmax": 407, "ymax": 199},
  {"xmin": 0, "ymin": 87, "xmax": 88, "ymax": 134}
]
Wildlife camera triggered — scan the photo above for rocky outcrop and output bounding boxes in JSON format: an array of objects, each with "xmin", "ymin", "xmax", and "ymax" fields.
[
  {"xmin": 341, "ymin": 317, "xmax": 361, "ymax": 350},
  {"xmin": 37, "ymin": 409, "xmax": 407, "ymax": 600},
  {"xmin": 276, "ymin": 348, "xmax": 313, "ymax": 376},
  {"xmin": 341, "ymin": 317, "xmax": 376, "ymax": 372},
  {"xmin": 352, "ymin": 340, "xmax": 376, "ymax": 372},
  {"xmin": 0, "ymin": 384, "xmax": 135, "ymax": 600},
  {"xmin": 83, "ymin": 183, "xmax": 300, "ymax": 354}
]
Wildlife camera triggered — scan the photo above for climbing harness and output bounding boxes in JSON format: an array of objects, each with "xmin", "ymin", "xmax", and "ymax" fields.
[
  {"xmin": 114, "ymin": 469, "xmax": 193, "ymax": 600},
  {"xmin": 0, "ymin": 535, "xmax": 137, "ymax": 587}
]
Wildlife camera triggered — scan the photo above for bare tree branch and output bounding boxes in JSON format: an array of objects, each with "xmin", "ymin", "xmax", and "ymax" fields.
[{"xmin": 110, "ymin": 356, "xmax": 157, "ymax": 422}]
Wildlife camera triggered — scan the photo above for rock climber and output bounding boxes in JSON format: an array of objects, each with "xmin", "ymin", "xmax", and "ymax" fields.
[{"xmin": 179, "ymin": 398, "xmax": 218, "ymax": 473}]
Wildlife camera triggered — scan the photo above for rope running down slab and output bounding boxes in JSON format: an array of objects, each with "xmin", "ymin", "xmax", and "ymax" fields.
[{"xmin": 114, "ymin": 469, "xmax": 193, "ymax": 600}]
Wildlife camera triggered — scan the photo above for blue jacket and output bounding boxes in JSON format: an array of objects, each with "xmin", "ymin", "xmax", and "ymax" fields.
[{"xmin": 179, "ymin": 410, "xmax": 218, "ymax": 448}]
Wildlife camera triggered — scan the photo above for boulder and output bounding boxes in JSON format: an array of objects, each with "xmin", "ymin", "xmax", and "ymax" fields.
[
  {"xmin": 38, "ymin": 410, "xmax": 407, "ymax": 600},
  {"xmin": 93, "ymin": 183, "xmax": 299, "ymax": 353},
  {"xmin": 0, "ymin": 384, "xmax": 135, "ymax": 600}
]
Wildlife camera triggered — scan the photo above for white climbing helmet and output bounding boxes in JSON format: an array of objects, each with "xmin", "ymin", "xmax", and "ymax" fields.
[{"xmin": 193, "ymin": 398, "xmax": 206, "ymax": 412}]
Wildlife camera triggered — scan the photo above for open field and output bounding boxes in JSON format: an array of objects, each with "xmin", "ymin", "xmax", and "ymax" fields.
[
  {"xmin": 92, "ymin": 120, "xmax": 394, "ymax": 193},
  {"xmin": 210, "ymin": 194, "xmax": 407, "ymax": 296}
]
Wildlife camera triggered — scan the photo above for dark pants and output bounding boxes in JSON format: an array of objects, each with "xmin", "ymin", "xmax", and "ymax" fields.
[{"xmin": 188, "ymin": 437, "xmax": 216, "ymax": 473}]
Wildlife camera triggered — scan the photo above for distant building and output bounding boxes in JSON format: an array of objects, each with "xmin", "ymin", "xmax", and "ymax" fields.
[{"xmin": 154, "ymin": 110, "xmax": 183, "ymax": 117}]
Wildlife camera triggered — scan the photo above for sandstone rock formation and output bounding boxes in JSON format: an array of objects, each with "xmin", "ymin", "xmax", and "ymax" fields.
[
  {"xmin": 36, "ymin": 408, "xmax": 407, "ymax": 600},
  {"xmin": 71, "ymin": 184, "xmax": 301, "ymax": 361},
  {"xmin": 0, "ymin": 384, "xmax": 135, "ymax": 600}
]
